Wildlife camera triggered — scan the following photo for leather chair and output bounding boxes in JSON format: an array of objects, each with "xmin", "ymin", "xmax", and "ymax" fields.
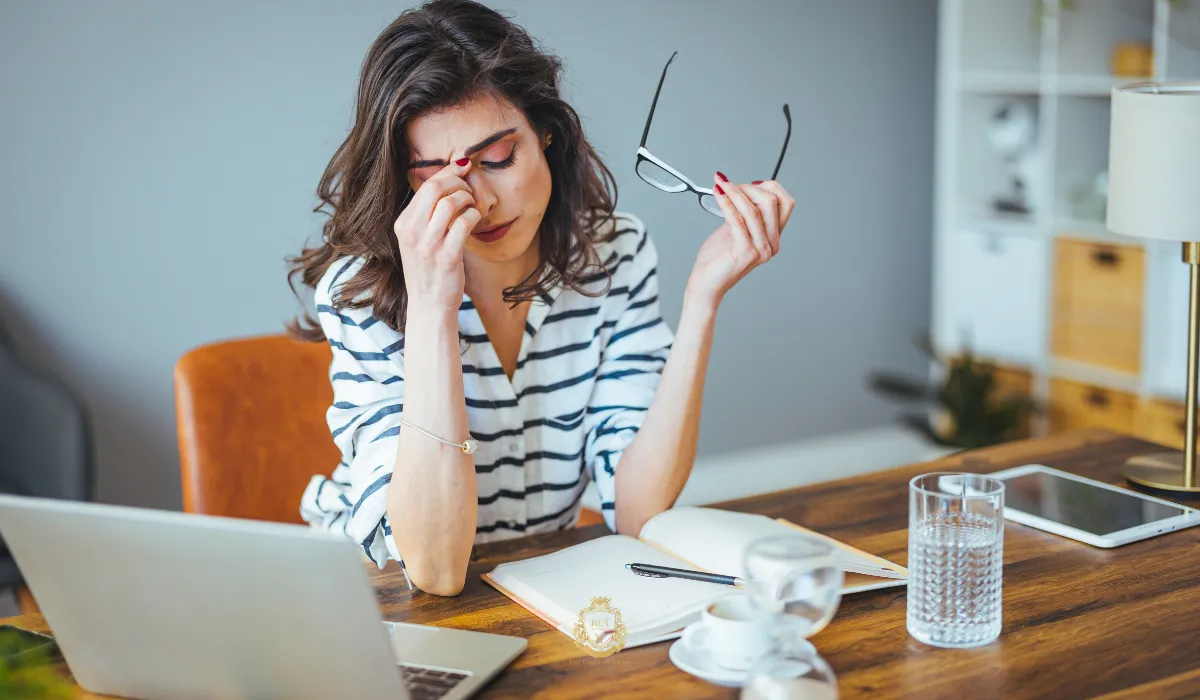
[
  {"xmin": 175, "ymin": 334, "xmax": 339, "ymax": 523},
  {"xmin": 576, "ymin": 504, "xmax": 605, "ymax": 527},
  {"xmin": 175, "ymin": 333, "xmax": 604, "ymax": 527}
]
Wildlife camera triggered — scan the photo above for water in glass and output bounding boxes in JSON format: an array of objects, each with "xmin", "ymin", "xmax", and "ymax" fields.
[{"xmin": 907, "ymin": 473, "xmax": 1004, "ymax": 648}]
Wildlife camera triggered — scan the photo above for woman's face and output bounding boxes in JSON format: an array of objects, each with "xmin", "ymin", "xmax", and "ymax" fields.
[{"xmin": 404, "ymin": 93, "xmax": 552, "ymax": 267}]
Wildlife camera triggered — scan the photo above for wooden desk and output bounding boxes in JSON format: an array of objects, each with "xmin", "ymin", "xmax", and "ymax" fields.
[{"xmin": 6, "ymin": 429, "xmax": 1200, "ymax": 699}]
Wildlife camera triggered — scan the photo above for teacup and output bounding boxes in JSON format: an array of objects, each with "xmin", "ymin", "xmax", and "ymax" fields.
[{"xmin": 680, "ymin": 593, "xmax": 773, "ymax": 671}]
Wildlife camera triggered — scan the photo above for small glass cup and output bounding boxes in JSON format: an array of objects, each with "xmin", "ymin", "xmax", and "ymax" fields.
[
  {"xmin": 742, "ymin": 534, "xmax": 844, "ymax": 642},
  {"xmin": 907, "ymin": 472, "xmax": 1005, "ymax": 648}
]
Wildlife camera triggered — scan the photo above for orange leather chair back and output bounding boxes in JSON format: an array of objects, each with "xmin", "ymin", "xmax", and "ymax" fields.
[
  {"xmin": 175, "ymin": 334, "xmax": 608, "ymax": 529},
  {"xmin": 576, "ymin": 507, "xmax": 605, "ymax": 527},
  {"xmin": 174, "ymin": 334, "xmax": 338, "ymax": 523}
]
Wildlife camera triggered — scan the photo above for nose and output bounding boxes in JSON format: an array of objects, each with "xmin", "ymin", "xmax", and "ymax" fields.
[{"xmin": 464, "ymin": 170, "xmax": 498, "ymax": 222}]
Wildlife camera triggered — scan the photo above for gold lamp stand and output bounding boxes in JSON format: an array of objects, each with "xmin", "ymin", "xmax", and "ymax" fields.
[{"xmin": 1125, "ymin": 242, "xmax": 1200, "ymax": 493}]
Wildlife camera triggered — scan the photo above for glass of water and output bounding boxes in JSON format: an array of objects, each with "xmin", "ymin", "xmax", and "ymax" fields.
[{"xmin": 907, "ymin": 472, "xmax": 1005, "ymax": 648}]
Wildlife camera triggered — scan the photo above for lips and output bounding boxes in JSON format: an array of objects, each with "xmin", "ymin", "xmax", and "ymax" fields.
[{"xmin": 472, "ymin": 218, "xmax": 515, "ymax": 243}]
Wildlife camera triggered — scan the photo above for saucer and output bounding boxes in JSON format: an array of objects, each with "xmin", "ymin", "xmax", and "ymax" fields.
[{"xmin": 668, "ymin": 637, "xmax": 747, "ymax": 688}]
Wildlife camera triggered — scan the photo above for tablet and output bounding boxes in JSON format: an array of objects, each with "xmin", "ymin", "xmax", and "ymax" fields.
[{"xmin": 988, "ymin": 464, "xmax": 1200, "ymax": 548}]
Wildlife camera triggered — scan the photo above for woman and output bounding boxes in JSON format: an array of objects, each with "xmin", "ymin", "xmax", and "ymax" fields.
[{"xmin": 291, "ymin": 0, "xmax": 794, "ymax": 597}]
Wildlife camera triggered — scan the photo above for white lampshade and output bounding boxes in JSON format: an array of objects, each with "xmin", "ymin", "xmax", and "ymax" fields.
[{"xmin": 1107, "ymin": 82, "xmax": 1200, "ymax": 242}]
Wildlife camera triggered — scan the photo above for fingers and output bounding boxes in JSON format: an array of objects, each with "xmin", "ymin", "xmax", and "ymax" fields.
[
  {"xmin": 751, "ymin": 180, "xmax": 795, "ymax": 230},
  {"xmin": 425, "ymin": 190, "xmax": 476, "ymax": 247},
  {"xmin": 395, "ymin": 159, "xmax": 474, "ymax": 244},
  {"xmin": 443, "ymin": 206, "xmax": 483, "ymax": 257},
  {"xmin": 711, "ymin": 180, "xmax": 755, "ymax": 263},
  {"xmin": 715, "ymin": 173, "xmax": 770, "ymax": 262},
  {"xmin": 408, "ymin": 159, "xmax": 474, "ymax": 218},
  {"xmin": 740, "ymin": 183, "xmax": 781, "ymax": 255}
]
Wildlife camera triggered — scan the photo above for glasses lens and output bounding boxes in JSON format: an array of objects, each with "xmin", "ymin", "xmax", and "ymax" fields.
[
  {"xmin": 699, "ymin": 193, "xmax": 723, "ymax": 216},
  {"xmin": 637, "ymin": 159, "xmax": 688, "ymax": 193}
]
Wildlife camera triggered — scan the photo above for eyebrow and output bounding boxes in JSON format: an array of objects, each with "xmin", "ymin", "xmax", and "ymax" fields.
[{"xmin": 407, "ymin": 127, "xmax": 519, "ymax": 169}]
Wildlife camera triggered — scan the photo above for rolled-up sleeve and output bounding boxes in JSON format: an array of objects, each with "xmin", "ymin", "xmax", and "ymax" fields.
[
  {"xmin": 584, "ymin": 226, "xmax": 674, "ymax": 532},
  {"xmin": 299, "ymin": 258, "xmax": 406, "ymax": 569}
]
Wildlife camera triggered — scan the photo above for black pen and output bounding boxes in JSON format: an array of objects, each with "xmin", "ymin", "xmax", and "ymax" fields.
[{"xmin": 625, "ymin": 562, "xmax": 747, "ymax": 586}]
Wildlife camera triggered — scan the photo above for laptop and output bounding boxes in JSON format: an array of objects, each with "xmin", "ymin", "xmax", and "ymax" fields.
[{"xmin": 0, "ymin": 494, "xmax": 526, "ymax": 700}]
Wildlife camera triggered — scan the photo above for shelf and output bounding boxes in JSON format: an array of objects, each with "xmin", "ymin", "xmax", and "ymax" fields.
[
  {"xmin": 1052, "ymin": 74, "xmax": 1137, "ymax": 96},
  {"xmin": 958, "ymin": 73, "xmax": 1147, "ymax": 97},
  {"xmin": 960, "ymin": 71, "xmax": 1041, "ymax": 94},
  {"xmin": 958, "ymin": 207, "xmax": 1038, "ymax": 234},
  {"xmin": 1048, "ymin": 357, "xmax": 1141, "ymax": 395},
  {"xmin": 935, "ymin": 0, "xmax": 1200, "ymax": 438},
  {"xmin": 1054, "ymin": 218, "xmax": 1137, "ymax": 245}
]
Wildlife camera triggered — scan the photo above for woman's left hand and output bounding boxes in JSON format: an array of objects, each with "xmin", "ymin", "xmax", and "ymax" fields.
[{"xmin": 686, "ymin": 174, "xmax": 795, "ymax": 308}]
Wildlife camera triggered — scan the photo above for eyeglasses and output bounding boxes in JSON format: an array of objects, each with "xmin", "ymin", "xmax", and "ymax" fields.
[{"xmin": 636, "ymin": 51, "xmax": 792, "ymax": 217}]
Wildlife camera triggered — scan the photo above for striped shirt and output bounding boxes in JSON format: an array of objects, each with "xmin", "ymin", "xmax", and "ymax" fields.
[{"xmin": 299, "ymin": 212, "xmax": 674, "ymax": 568}]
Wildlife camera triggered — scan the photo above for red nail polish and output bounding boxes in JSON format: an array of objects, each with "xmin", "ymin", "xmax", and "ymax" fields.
[
  {"xmin": 455, "ymin": 157, "xmax": 470, "ymax": 166},
  {"xmin": 716, "ymin": 171, "xmax": 729, "ymax": 182},
  {"xmin": 714, "ymin": 184, "xmax": 725, "ymax": 195},
  {"xmin": 752, "ymin": 180, "xmax": 764, "ymax": 185}
]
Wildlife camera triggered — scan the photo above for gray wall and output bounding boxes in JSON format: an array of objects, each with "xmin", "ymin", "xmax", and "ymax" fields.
[{"xmin": 0, "ymin": 0, "xmax": 936, "ymax": 509}]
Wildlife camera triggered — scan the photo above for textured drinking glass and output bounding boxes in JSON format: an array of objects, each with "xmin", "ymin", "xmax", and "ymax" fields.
[{"xmin": 907, "ymin": 473, "xmax": 1005, "ymax": 648}]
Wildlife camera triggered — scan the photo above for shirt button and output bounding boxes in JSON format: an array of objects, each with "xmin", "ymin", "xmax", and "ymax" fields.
[{"xmin": 508, "ymin": 441, "xmax": 520, "ymax": 455}]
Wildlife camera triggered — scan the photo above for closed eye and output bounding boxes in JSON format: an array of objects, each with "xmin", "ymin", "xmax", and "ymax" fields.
[{"xmin": 482, "ymin": 145, "xmax": 517, "ymax": 170}]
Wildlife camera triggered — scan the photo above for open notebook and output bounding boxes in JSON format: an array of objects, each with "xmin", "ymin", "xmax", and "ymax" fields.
[{"xmin": 483, "ymin": 507, "xmax": 907, "ymax": 649}]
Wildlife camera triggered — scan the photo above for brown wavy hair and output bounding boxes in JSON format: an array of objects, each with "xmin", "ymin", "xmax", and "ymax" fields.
[{"xmin": 287, "ymin": 0, "xmax": 618, "ymax": 341}]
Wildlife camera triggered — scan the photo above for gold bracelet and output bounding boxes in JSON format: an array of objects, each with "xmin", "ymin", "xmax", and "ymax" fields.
[{"xmin": 398, "ymin": 418, "xmax": 478, "ymax": 454}]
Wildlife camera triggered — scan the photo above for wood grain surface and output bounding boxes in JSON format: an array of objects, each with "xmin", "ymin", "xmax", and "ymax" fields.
[{"xmin": 6, "ymin": 429, "xmax": 1200, "ymax": 699}]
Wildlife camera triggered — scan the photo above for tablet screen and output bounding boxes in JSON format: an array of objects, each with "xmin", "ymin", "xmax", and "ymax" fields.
[{"xmin": 1002, "ymin": 470, "xmax": 1188, "ymax": 536}]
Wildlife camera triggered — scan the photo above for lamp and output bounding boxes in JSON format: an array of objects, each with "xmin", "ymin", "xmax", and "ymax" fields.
[{"xmin": 1107, "ymin": 82, "xmax": 1200, "ymax": 493}]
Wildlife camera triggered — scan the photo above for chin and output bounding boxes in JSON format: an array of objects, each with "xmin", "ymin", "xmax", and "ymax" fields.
[{"xmin": 465, "ymin": 218, "xmax": 539, "ymax": 264}]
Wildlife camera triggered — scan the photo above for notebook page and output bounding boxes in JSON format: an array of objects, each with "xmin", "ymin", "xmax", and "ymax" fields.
[
  {"xmin": 640, "ymin": 507, "xmax": 906, "ymax": 580},
  {"xmin": 639, "ymin": 507, "xmax": 790, "ymax": 577},
  {"xmin": 777, "ymin": 519, "xmax": 908, "ymax": 579},
  {"xmin": 486, "ymin": 534, "xmax": 731, "ymax": 634}
]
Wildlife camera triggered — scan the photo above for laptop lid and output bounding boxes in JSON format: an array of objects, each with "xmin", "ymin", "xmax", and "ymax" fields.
[{"xmin": 0, "ymin": 494, "xmax": 409, "ymax": 700}]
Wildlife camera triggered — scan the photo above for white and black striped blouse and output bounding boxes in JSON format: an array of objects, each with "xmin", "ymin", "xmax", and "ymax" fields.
[{"xmin": 299, "ymin": 212, "xmax": 673, "ymax": 568}]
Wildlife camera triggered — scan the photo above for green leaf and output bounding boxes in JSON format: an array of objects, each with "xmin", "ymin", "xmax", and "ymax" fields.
[
  {"xmin": 899, "ymin": 413, "xmax": 955, "ymax": 446},
  {"xmin": 873, "ymin": 331, "xmax": 1041, "ymax": 448},
  {"xmin": 0, "ymin": 630, "xmax": 73, "ymax": 700},
  {"xmin": 867, "ymin": 372, "xmax": 935, "ymax": 403}
]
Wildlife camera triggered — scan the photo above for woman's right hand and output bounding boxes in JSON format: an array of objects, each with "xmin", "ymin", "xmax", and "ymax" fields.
[{"xmin": 394, "ymin": 158, "xmax": 482, "ymax": 312}]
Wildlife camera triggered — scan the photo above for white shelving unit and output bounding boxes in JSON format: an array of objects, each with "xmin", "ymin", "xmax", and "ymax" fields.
[{"xmin": 932, "ymin": 0, "xmax": 1200, "ymax": 433}]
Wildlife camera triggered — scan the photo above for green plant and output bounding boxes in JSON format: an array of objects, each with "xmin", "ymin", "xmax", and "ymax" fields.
[
  {"xmin": 0, "ymin": 629, "xmax": 73, "ymax": 700},
  {"xmin": 868, "ymin": 334, "xmax": 1039, "ymax": 450}
]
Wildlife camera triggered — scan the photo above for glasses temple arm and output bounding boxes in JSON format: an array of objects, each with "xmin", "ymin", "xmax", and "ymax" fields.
[
  {"xmin": 640, "ymin": 51, "xmax": 678, "ymax": 149},
  {"xmin": 771, "ymin": 104, "xmax": 792, "ymax": 181}
]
